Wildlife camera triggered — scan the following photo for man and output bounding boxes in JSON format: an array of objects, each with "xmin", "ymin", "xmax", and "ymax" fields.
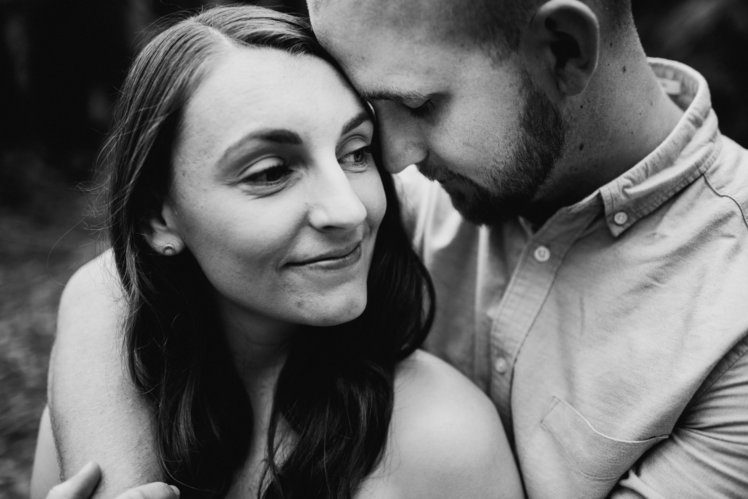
[
  {"xmin": 48, "ymin": 0, "xmax": 748, "ymax": 497},
  {"xmin": 304, "ymin": 0, "xmax": 748, "ymax": 496}
]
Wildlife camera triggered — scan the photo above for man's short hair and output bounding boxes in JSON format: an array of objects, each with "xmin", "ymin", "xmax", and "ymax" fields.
[
  {"xmin": 459, "ymin": 0, "xmax": 632, "ymax": 51},
  {"xmin": 308, "ymin": 0, "xmax": 632, "ymax": 54}
]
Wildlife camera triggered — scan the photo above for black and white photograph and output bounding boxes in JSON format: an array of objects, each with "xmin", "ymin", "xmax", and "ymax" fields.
[{"xmin": 2, "ymin": 0, "xmax": 748, "ymax": 497}]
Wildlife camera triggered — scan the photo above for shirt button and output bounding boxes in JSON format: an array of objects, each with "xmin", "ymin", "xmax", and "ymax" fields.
[
  {"xmin": 494, "ymin": 357, "xmax": 509, "ymax": 374},
  {"xmin": 613, "ymin": 211, "xmax": 629, "ymax": 225},
  {"xmin": 533, "ymin": 245, "xmax": 551, "ymax": 262}
]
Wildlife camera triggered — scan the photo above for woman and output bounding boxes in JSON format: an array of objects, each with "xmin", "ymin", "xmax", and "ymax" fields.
[{"xmin": 32, "ymin": 6, "xmax": 522, "ymax": 498}]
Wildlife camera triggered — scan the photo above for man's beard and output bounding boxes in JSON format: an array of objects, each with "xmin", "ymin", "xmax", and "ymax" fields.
[{"xmin": 437, "ymin": 76, "xmax": 565, "ymax": 226}]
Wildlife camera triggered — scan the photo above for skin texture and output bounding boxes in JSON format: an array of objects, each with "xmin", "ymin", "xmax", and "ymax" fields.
[
  {"xmin": 309, "ymin": 13, "xmax": 560, "ymax": 225},
  {"xmin": 36, "ymin": 451, "xmax": 178, "ymax": 499},
  {"xmin": 40, "ymin": 0, "xmax": 689, "ymax": 494},
  {"xmin": 36, "ymin": 340, "xmax": 523, "ymax": 498},
  {"xmin": 148, "ymin": 47, "xmax": 387, "ymax": 494},
  {"xmin": 44, "ymin": 254, "xmax": 160, "ymax": 498},
  {"xmin": 309, "ymin": 0, "xmax": 683, "ymax": 224},
  {"xmin": 36, "ymin": 43, "xmax": 523, "ymax": 498},
  {"xmin": 152, "ymin": 47, "xmax": 385, "ymax": 337},
  {"xmin": 40, "ymin": 0, "xmax": 692, "ymax": 495}
]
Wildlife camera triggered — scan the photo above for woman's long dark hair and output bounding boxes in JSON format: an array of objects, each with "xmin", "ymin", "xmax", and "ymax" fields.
[{"xmin": 101, "ymin": 6, "xmax": 434, "ymax": 498}]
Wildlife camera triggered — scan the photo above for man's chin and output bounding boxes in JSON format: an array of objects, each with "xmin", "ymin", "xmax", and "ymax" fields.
[{"xmin": 441, "ymin": 182, "xmax": 517, "ymax": 226}]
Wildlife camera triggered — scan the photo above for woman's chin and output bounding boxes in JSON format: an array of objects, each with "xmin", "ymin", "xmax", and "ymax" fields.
[{"xmin": 303, "ymin": 296, "xmax": 367, "ymax": 327}]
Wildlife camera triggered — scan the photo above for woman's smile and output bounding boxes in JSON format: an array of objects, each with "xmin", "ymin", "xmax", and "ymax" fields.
[
  {"xmin": 165, "ymin": 46, "xmax": 386, "ymax": 328},
  {"xmin": 286, "ymin": 239, "xmax": 363, "ymax": 269}
]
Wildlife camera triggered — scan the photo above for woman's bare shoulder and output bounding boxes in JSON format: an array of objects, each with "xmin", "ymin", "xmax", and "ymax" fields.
[
  {"xmin": 392, "ymin": 350, "xmax": 510, "ymax": 460},
  {"xmin": 50, "ymin": 249, "xmax": 159, "ymax": 495},
  {"xmin": 59, "ymin": 249, "xmax": 122, "ymax": 315},
  {"xmin": 55, "ymin": 249, "xmax": 125, "ymax": 351},
  {"xmin": 360, "ymin": 350, "xmax": 523, "ymax": 498}
]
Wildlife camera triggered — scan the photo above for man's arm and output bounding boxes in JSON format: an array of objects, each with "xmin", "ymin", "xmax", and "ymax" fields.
[
  {"xmin": 49, "ymin": 251, "xmax": 161, "ymax": 498},
  {"xmin": 611, "ymin": 339, "xmax": 748, "ymax": 498}
]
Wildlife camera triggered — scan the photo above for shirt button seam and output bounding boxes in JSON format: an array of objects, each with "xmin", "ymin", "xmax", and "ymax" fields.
[
  {"xmin": 494, "ymin": 357, "xmax": 509, "ymax": 374},
  {"xmin": 533, "ymin": 245, "xmax": 551, "ymax": 262}
]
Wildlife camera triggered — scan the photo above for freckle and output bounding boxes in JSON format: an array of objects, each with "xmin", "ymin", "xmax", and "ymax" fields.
[
  {"xmin": 609, "ymin": 42, "xmax": 613, "ymax": 48},
  {"xmin": 578, "ymin": 143, "xmax": 585, "ymax": 151},
  {"xmin": 580, "ymin": 104, "xmax": 584, "ymax": 110},
  {"xmin": 622, "ymin": 65, "xmax": 627, "ymax": 73}
]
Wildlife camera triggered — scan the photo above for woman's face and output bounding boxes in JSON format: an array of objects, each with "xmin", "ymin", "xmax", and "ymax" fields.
[{"xmin": 163, "ymin": 46, "xmax": 386, "ymax": 331}]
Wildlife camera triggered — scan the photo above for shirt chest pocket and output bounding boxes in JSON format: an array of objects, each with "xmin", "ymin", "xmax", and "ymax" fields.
[{"xmin": 540, "ymin": 397, "xmax": 670, "ymax": 481}]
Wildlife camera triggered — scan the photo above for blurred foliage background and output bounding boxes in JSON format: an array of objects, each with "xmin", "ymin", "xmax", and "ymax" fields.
[{"xmin": 1, "ymin": 0, "xmax": 747, "ymax": 497}]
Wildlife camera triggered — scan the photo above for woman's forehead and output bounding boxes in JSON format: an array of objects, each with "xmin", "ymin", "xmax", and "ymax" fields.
[
  {"xmin": 198, "ymin": 48, "xmax": 358, "ymax": 121},
  {"xmin": 174, "ymin": 46, "xmax": 369, "ymax": 163}
]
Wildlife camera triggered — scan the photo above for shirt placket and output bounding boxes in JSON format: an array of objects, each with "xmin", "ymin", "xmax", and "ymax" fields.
[{"xmin": 488, "ymin": 208, "xmax": 598, "ymax": 436}]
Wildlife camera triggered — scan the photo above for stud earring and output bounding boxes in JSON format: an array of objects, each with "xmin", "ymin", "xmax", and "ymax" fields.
[{"xmin": 162, "ymin": 244, "xmax": 177, "ymax": 256}]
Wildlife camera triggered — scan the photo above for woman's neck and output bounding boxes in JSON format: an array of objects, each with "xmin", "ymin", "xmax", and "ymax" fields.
[
  {"xmin": 216, "ymin": 295, "xmax": 295, "ymax": 411},
  {"xmin": 217, "ymin": 296, "xmax": 296, "ymax": 496}
]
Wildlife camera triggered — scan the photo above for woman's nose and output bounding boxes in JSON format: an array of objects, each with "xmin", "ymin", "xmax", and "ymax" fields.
[
  {"xmin": 307, "ymin": 162, "xmax": 367, "ymax": 231},
  {"xmin": 374, "ymin": 102, "xmax": 428, "ymax": 174}
]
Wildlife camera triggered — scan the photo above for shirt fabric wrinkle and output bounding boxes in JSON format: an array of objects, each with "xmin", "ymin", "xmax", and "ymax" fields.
[{"xmin": 397, "ymin": 58, "xmax": 748, "ymax": 498}]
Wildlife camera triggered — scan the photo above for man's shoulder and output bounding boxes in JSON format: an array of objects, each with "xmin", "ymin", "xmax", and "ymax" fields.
[{"xmin": 701, "ymin": 135, "xmax": 748, "ymax": 227}]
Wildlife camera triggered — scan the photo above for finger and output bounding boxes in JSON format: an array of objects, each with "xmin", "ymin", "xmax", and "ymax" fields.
[
  {"xmin": 47, "ymin": 462, "xmax": 102, "ymax": 499},
  {"xmin": 115, "ymin": 483, "xmax": 180, "ymax": 499}
]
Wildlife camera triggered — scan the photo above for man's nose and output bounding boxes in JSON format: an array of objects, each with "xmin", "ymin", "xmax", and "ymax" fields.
[
  {"xmin": 374, "ymin": 102, "xmax": 428, "ymax": 174},
  {"xmin": 307, "ymin": 160, "xmax": 367, "ymax": 231}
]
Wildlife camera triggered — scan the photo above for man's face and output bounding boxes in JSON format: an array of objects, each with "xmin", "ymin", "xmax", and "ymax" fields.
[{"xmin": 311, "ymin": 1, "xmax": 565, "ymax": 223}]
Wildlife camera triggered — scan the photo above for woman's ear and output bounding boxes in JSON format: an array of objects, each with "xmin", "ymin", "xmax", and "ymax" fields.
[
  {"xmin": 146, "ymin": 202, "xmax": 185, "ymax": 256},
  {"xmin": 521, "ymin": 0, "xmax": 600, "ymax": 98}
]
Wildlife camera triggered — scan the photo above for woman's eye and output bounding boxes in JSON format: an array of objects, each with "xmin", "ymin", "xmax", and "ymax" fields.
[
  {"xmin": 339, "ymin": 146, "xmax": 373, "ymax": 171},
  {"xmin": 242, "ymin": 163, "xmax": 292, "ymax": 185}
]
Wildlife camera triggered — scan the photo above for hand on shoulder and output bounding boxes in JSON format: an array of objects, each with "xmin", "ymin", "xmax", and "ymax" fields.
[
  {"xmin": 44, "ymin": 461, "xmax": 178, "ymax": 499},
  {"xmin": 362, "ymin": 351, "xmax": 523, "ymax": 498}
]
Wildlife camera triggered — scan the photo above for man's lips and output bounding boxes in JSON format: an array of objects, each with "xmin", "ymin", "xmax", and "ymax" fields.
[{"xmin": 417, "ymin": 163, "xmax": 461, "ymax": 185}]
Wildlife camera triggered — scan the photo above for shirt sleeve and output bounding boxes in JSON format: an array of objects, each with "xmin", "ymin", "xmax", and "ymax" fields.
[{"xmin": 610, "ymin": 337, "xmax": 748, "ymax": 498}]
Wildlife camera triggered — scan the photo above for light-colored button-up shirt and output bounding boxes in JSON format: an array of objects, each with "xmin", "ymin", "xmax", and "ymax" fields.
[{"xmin": 397, "ymin": 59, "xmax": 748, "ymax": 498}]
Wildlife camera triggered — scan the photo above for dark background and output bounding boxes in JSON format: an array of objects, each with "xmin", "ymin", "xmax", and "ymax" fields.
[{"xmin": 1, "ymin": 1, "xmax": 747, "ymax": 497}]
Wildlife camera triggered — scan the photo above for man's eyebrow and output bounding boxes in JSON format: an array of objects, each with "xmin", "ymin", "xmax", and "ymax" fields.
[
  {"xmin": 219, "ymin": 129, "xmax": 302, "ymax": 165},
  {"xmin": 341, "ymin": 111, "xmax": 372, "ymax": 136}
]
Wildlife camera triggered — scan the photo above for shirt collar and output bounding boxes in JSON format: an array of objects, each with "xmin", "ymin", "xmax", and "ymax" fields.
[{"xmin": 596, "ymin": 58, "xmax": 722, "ymax": 237}]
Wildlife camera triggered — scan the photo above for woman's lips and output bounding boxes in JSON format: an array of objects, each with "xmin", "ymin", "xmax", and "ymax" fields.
[{"xmin": 287, "ymin": 242, "xmax": 363, "ymax": 270}]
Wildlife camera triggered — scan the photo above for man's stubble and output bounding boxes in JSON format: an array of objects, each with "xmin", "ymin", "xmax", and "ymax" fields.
[{"xmin": 434, "ymin": 73, "xmax": 566, "ymax": 226}]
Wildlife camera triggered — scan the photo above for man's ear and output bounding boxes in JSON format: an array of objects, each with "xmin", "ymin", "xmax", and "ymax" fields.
[
  {"xmin": 145, "ymin": 203, "xmax": 184, "ymax": 256},
  {"xmin": 521, "ymin": 0, "xmax": 600, "ymax": 97}
]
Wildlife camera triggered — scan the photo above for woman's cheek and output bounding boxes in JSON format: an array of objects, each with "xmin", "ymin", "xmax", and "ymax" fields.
[{"xmin": 358, "ymin": 169, "xmax": 387, "ymax": 230}]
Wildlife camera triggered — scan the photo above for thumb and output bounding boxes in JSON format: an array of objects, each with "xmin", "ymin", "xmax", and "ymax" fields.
[
  {"xmin": 115, "ymin": 483, "xmax": 180, "ymax": 499},
  {"xmin": 47, "ymin": 462, "xmax": 101, "ymax": 499}
]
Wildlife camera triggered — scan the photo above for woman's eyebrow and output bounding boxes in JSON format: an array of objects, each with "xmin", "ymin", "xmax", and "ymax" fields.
[
  {"xmin": 341, "ymin": 111, "xmax": 372, "ymax": 136},
  {"xmin": 218, "ymin": 129, "xmax": 303, "ymax": 166},
  {"xmin": 217, "ymin": 114, "xmax": 371, "ymax": 171}
]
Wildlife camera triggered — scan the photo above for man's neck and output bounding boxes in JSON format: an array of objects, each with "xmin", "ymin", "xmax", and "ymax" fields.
[{"xmin": 526, "ymin": 53, "xmax": 684, "ymax": 226}]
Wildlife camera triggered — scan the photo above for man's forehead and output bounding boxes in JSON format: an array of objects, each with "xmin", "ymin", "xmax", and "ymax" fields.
[{"xmin": 309, "ymin": 0, "xmax": 451, "ymax": 35}]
